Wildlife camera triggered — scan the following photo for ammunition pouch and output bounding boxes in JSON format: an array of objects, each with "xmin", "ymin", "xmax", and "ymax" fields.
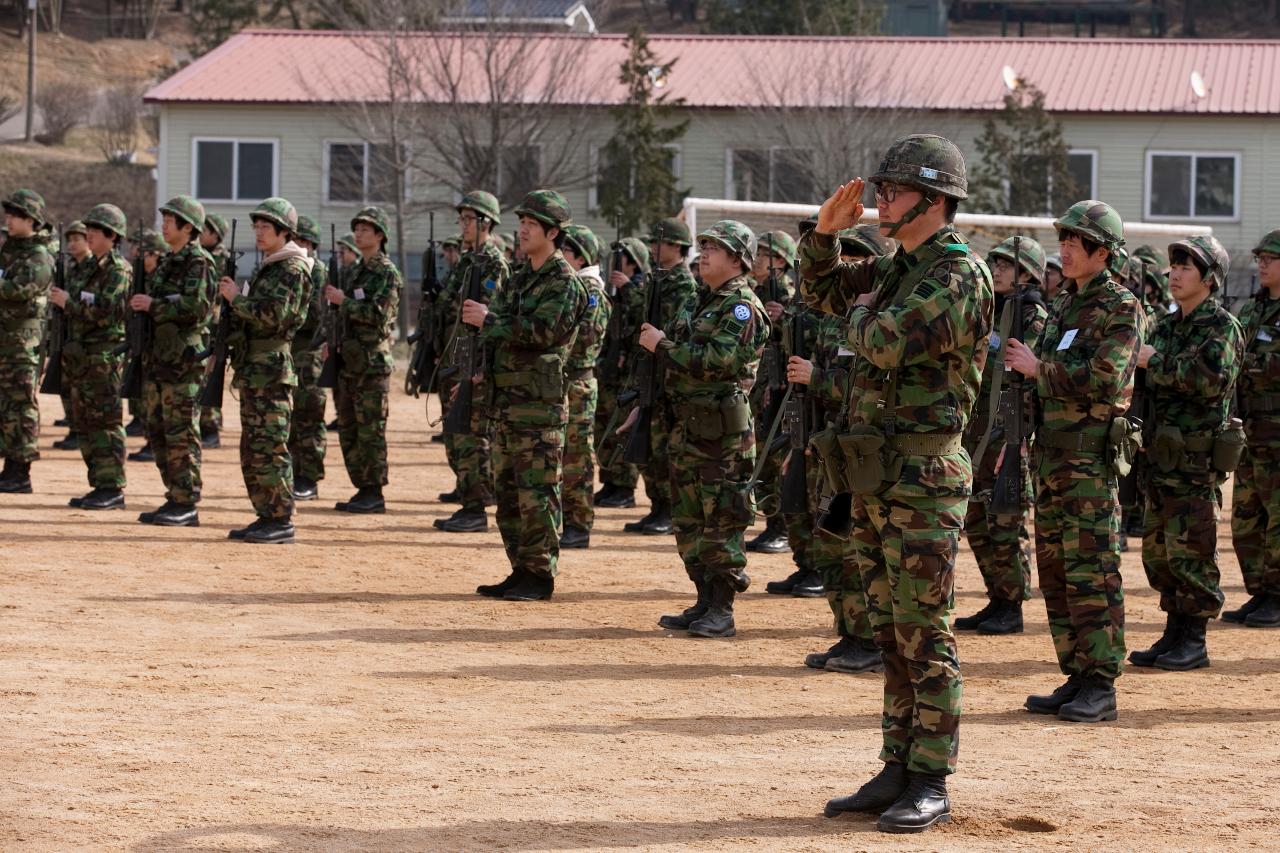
[
  {"xmin": 1108, "ymin": 416, "xmax": 1143, "ymax": 478},
  {"xmin": 838, "ymin": 424, "xmax": 903, "ymax": 496},
  {"xmin": 534, "ymin": 353, "xmax": 566, "ymax": 402},
  {"xmin": 679, "ymin": 392, "xmax": 750, "ymax": 441},
  {"xmin": 1150, "ymin": 424, "xmax": 1185, "ymax": 474},
  {"xmin": 808, "ymin": 426, "xmax": 849, "ymax": 495},
  {"xmin": 150, "ymin": 321, "xmax": 202, "ymax": 371},
  {"xmin": 1212, "ymin": 418, "xmax": 1247, "ymax": 475}
]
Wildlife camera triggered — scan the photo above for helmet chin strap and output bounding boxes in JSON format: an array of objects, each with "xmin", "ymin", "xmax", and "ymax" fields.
[{"xmin": 880, "ymin": 194, "xmax": 936, "ymax": 238}]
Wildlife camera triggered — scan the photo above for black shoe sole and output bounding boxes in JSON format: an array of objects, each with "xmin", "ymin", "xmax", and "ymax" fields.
[
  {"xmin": 658, "ymin": 617, "xmax": 694, "ymax": 630},
  {"xmin": 877, "ymin": 812, "xmax": 951, "ymax": 834},
  {"xmin": 439, "ymin": 523, "xmax": 488, "ymax": 532},
  {"xmin": 1057, "ymin": 708, "xmax": 1117, "ymax": 723},
  {"xmin": 244, "ymin": 535, "xmax": 295, "ymax": 544},
  {"xmin": 641, "ymin": 527, "xmax": 673, "ymax": 535},
  {"xmin": 335, "ymin": 504, "xmax": 386, "ymax": 514},
  {"xmin": 293, "ymin": 492, "xmax": 318, "ymax": 501},
  {"xmin": 976, "ymin": 624, "xmax": 1024, "ymax": 635},
  {"xmin": 1244, "ymin": 618, "xmax": 1280, "ymax": 628},
  {"xmin": 82, "ymin": 500, "xmax": 126, "ymax": 511},
  {"xmin": 687, "ymin": 625, "xmax": 736, "ymax": 638},
  {"xmin": 1153, "ymin": 657, "xmax": 1210, "ymax": 671},
  {"xmin": 560, "ymin": 541, "xmax": 589, "ymax": 549},
  {"xmin": 792, "ymin": 587, "xmax": 825, "ymax": 599},
  {"xmin": 153, "ymin": 517, "xmax": 200, "ymax": 527}
]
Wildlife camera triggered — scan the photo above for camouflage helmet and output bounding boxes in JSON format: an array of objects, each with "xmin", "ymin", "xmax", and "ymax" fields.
[
  {"xmin": 648, "ymin": 217, "xmax": 692, "ymax": 248},
  {"xmin": 249, "ymin": 197, "xmax": 298, "ymax": 233},
  {"xmin": 1054, "ymin": 199, "xmax": 1125, "ymax": 251},
  {"xmin": 1107, "ymin": 245, "xmax": 1130, "ymax": 278},
  {"xmin": 514, "ymin": 190, "xmax": 572, "ymax": 230},
  {"xmin": 1045, "ymin": 253, "xmax": 1063, "ymax": 273},
  {"xmin": 620, "ymin": 237, "xmax": 651, "ymax": 273},
  {"xmin": 337, "ymin": 232, "xmax": 358, "ymax": 254},
  {"xmin": 442, "ymin": 234, "xmax": 463, "ymax": 250},
  {"xmin": 294, "ymin": 214, "xmax": 321, "ymax": 246},
  {"xmin": 83, "ymin": 204, "xmax": 127, "ymax": 238},
  {"xmin": 1131, "ymin": 244, "xmax": 1167, "ymax": 270},
  {"xmin": 204, "ymin": 212, "xmax": 229, "ymax": 240},
  {"xmin": 159, "ymin": 194, "xmax": 205, "ymax": 233},
  {"xmin": 64, "ymin": 220, "xmax": 87, "ymax": 238},
  {"xmin": 138, "ymin": 229, "xmax": 168, "ymax": 253},
  {"xmin": 837, "ymin": 224, "xmax": 894, "ymax": 257},
  {"xmin": 457, "ymin": 190, "xmax": 502, "ymax": 225},
  {"xmin": 562, "ymin": 224, "xmax": 601, "ymax": 267},
  {"xmin": 757, "ymin": 230, "xmax": 798, "ymax": 266},
  {"xmin": 2, "ymin": 189, "xmax": 47, "ymax": 226},
  {"xmin": 988, "ymin": 236, "xmax": 1047, "ymax": 284},
  {"xmin": 1253, "ymin": 229, "xmax": 1280, "ymax": 257},
  {"xmin": 871, "ymin": 134, "xmax": 968, "ymax": 200},
  {"xmin": 698, "ymin": 219, "xmax": 757, "ymax": 267},
  {"xmin": 1169, "ymin": 234, "xmax": 1230, "ymax": 290},
  {"xmin": 351, "ymin": 205, "xmax": 390, "ymax": 237}
]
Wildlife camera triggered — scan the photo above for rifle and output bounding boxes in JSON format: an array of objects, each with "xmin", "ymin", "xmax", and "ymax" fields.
[
  {"xmin": 119, "ymin": 229, "xmax": 153, "ymax": 401},
  {"xmin": 38, "ymin": 226, "xmax": 68, "ymax": 395},
  {"xmin": 779, "ymin": 277, "xmax": 811, "ymax": 515},
  {"xmin": 760, "ymin": 265, "xmax": 787, "ymax": 429},
  {"xmin": 198, "ymin": 221, "xmax": 239, "ymax": 408},
  {"xmin": 405, "ymin": 212, "xmax": 440, "ymax": 397},
  {"xmin": 622, "ymin": 224, "xmax": 665, "ymax": 465},
  {"xmin": 990, "ymin": 236, "xmax": 1028, "ymax": 516},
  {"xmin": 599, "ymin": 216, "xmax": 625, "ymax": 384},
  {"xmin": 441, "ymin": 235, "xmax": 485, "ymax": 436},
  {"xmin": 317, "ymin": 225, "xmax": 344, "ymax": 389}
]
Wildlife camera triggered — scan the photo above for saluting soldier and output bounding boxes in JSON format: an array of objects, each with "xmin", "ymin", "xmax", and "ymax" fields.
[
  {"xmin": 54, "ymin": 205, "xmax": 131, "ymax": 510},
  {"xmin": 326, "ymin": 206, "xmax": 401, "ymax": 514},
  {"xmin": 198, "ymin": 212, "xmax": 230, "ymax": 449},
  {"xmin": 466, "ymin": 190, "xmax": 589, "ymax": 602},
  {"xmin": 52, "ymin": 219, "xmax": 92, "ymax": 452},
  {"xmin": 288, "ymin": 214, "xmax": 329, "ymax": 501}
]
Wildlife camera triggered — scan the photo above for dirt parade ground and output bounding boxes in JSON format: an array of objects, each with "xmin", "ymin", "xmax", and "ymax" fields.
[{"xmin": 2, "ymin": 374, "xmax": 1279, "ymax": 852}]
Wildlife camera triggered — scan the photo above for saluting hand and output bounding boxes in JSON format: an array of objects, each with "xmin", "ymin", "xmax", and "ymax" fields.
[
  {"xmin": 1005, "ymin": 338, "xmax": 1039, "ymax": 378},
  {"xmin": 638, "ymin": 322, "xmax": 664, "ymax": 352},
  {"xmin": 816, "ymin": 179, "xmax": 865, "ymax": 235}
]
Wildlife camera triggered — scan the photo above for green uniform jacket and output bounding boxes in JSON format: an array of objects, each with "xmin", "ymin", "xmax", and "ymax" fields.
[
  {"xmin": 339, "ymin": 251, "xmax": 401, "ymax": 377},
  {"xmin": 228, "ymin": 244, "xmax": 312, "ymax": 389},
  {"xmin": 436, "ymin": 237, "xmax": 509, "ymax": 366},
  {"xmin": 65, "ymin": 249, "xmax": 130, "ymax": 358},
  {"xmin": 293, "ymin": 256, "xmax": 327, "ymax": 354},
  {"xmin": 968, "ymin": 290, "xmax": 1048, "ymax": 448},
  {"xmin": 0, "ymin": 234, "xmax": 54, "ymax": 364},
  {"xmin": 1234, "ymin": 291, "xmax": 1280, "ymax": 446},
  {"xmin": 658, "ymin": 274, "xmax": 768, "ymax": 405},
  {"xmin": 566, "ymin": 268, "xmax": 610, "ymax": 374},
  {"xmin": 142, "ymin": 240, "xmax": 216, "ymax": 383}
]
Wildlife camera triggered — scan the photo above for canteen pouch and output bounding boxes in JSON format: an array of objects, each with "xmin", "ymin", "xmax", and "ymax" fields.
[
  {"xmin": 533, "ymin": 353, "xmax": 565, "ymax": 402},
  {"xmin": 685, "ymin": 397, "xmax": 727, "ymax": 441},
  {"xmin": 1150, "ymin": 425, "xmax": 1185, "ymax": 474},
  {"xmin": 719, "ymin": 392, "xmax": 752, "ymax": 435},
  {"xmin": 1212, "ymin": 418, "xmax": 1246, "ymax": 474},
  {"xmin": 838, "ymin": 424, "xmax": 903, "ymax": 496},
  {"xmin": 1108, "ymin": 416, "xmax": 1143, "ymax": 478},
  {"xmin": 809, "ymin": 426, "xmax": 849, "ymax": 495}
]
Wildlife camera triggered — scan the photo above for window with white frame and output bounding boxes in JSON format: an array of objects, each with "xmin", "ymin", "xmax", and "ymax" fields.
[
  {"xmin": 1066, "ymin": 149, "xmax": 1097, "ymax": 201},
  {"xmin": 1146, "ymin": 151, "xmax": 1240, "ymax": 220},
  {"xmin": 727, "ymin": 148, "xmax": 815, "ymax": 204},
  {"xmin": 194, "ymin": 138, "xmax": 277, "ymax": 202},
  {"xmin": 326, "ymin": 141, "xmax": 406, "ymax": 204},
  {"xmin": 589, "ymin": 144, "xmax": 682, "ymax": 211}
]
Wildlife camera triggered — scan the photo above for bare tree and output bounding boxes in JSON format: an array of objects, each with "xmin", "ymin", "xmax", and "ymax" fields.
[
  {"xmin": 98, "ymin": 83, "xmax": 145, "ymax": 165},
  {"xmin": 39, "ymin": 0, "xmax": 65, "ymax": 34},
  {"xmin": 36, "ymin": 80, "xmax": 95, "ymax": 146}
]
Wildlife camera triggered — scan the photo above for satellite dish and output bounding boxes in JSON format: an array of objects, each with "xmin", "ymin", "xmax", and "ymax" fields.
[
  {"xmin": 1001, "ymin": 65, "xmax": 1020, "ymax": 92},
  {"xmin": 1190, "ymin": 70, "xmax": 1208, "ymax": 99}
]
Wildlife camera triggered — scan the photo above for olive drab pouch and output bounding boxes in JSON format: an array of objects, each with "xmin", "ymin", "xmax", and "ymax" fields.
[
  {"xmin": 1212, "ymin": 417, "xmax": 1246, "ymax": 475},
  {"xmin": 839, "ymin": 424, "xmax": 903, "ymax": 496},
  {"xmin": 1108, "ymin": 416, "xmax": 1143, "ymax": 478},
  {"xmin": 809, "ymin": 426, "xmax": 850, "ymax": 495},
  {"xmin": 684, "ymin": 397, "xmax": 727, "ymax": 441},
  {"xmin": 719, "ymin": 392, "xmax": 752, "ymax": 435},
  {"xmin": 1150, "ymin": 424, "xmax": 1186, "ymax": 474},
  {"xmin": 533, "ymin": 353, "xmax": 565, "ymax": 402}
]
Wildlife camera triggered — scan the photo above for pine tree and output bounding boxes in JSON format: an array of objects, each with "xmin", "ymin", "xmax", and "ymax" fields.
[
  {"xmin": 970, "ymin": 81, "xmax": 1077, "ymax": 216},
  {"xmin": 598, "ymin": 27, "xmax": 689, "ymax": 235}
]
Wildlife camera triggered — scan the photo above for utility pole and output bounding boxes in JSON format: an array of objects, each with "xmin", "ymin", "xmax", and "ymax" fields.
[{"xmin": 25, "ymin": 0, "xmax": 36, "ymax": 142}]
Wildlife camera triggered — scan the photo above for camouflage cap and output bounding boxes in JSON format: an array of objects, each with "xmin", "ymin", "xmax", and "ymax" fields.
[
  {"xmin": 294, "ymin": 214, "xmax": 321, "ymax": 245},
  {"xmin": 204, "ymin": 212, "xmax": 229, "ymax": 240},
  {"xmin": 159, "ymin": 194, "xmax": 205, "ymax": 233},
  {"xmin": 871, "ymin": 134, "xmax": 968, "ymax": 200},
  {"xmin": 83, "ymin": 204, "xmax": 127, "ymax": 238},
  {"xmin": 64, "ymin": 220, "xmax": 88, "ymax": 238},
  {"xmin": 338, "ymin": 232, "xmax": 358, "ymax": 254},
  {"xmin": 1253, "ymin": 229, "xmax": 1280, "ymax": 257},
  {"xmin": 351, "ymin": 205, "xmax": 390, "ymax": 237},
  {"xmin": 457, "ymin": 190, "xmax": 502, "ymax": 225},
  {"xmin": 988, "ymin": 236, "xmax": 1047, "ymax": 284},
  {"xmin": 647, "ymin": 217, "xmax": 692, "ymax": 248},
  {"xmin": 757, "ymin": 230, "xmax": 798, "ymax": 266},
  {"xmin": 138, "ymin": 228, "xmax": 168, "ymax": 253},
  {"xmin": 1169, "ymin": 234, "xmax": 1230, "ymax": 290},
  {"xmin": 250, "ymin": 197, "xmax": 298, "ymax": 233},
  {"xmin": 698, "ymin": 220, "xmax": 757, "ymax": 267},
  {"xmin": 1131, "ymin": 244, "xmax": 1167, "ymax": 270},
  {"xmin": 441, "ymin": 234, "xmax": 463, "ymax": 250},
  {"xmin": 514, "ymin": 190, "xmax": 572, "ymax": 230},
  {"xmin": 1045, "ymin": 253, "xmax": 1063, "ymax": 272},
  {"xmin": 837, "ymin": 224, "xmax": 894, "ymax": 257},
  {"xmin": 3, "ymin": 189, "xmax": 48, "ymax": 226},
  {"xmin": 620, "ymin": 236, "xmax": 651, "ymax": 273},
  {"xmin": 1054, "ymin": 200, "xmax": 1125, "ymax": 250},
  {"xmin": 562, "ymin": 224, "xmax": 601, "ymax": 267}
]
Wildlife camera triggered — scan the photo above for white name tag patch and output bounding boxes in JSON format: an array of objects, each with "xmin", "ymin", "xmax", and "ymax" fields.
[
  {"xmin": 354, "ymin": 287, "xmax": 366, "ymax": 301},
  {"xmin": 1057, "ymin": 329, "xmax": 1079, "ymax": 351},
  {"xmin": 837, "ymin": 346, "xmax": 855, "ymax": 357},
  {"xmin": 80, "ymin": 292, "xmax": 95, "ymax": 305},
  {"xmin": 1259, "ymin": 330, "xmax": 1274, "ymax": 343}
]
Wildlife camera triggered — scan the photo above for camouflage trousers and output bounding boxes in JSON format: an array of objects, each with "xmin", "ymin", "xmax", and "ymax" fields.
[
  {"xmin": 669, "ymin": 419, "xmax": 755, "ymax": 591},
  {"xmin": 1034, "ymin": 448, "xmax": 1126, "ymax": 682},
  {"xmin": 239, "ymin": 386, "xmax": 294, "ymax": 521},
  {"xmin": 1231, "ymin": 444, "xmax": 1280, "ymax": 596},
  {"xmin": 493, "ymin": 419, "xmax": 563, "ymax": 578},
  {"xmin": 335, "ymin": 371, "xmax": 389, "ymax": 489},
  {"xmin": 440, "ymin": 376, "xmax": 493, "ymax": 511},
  {"xmin": 963, "ymin": 439, "xmax": 1033, "ymax": 603},
  {"xmin": 783, "ymin": 447, "xmax": 818, "ymax": 570},
  {"xmin": 288, "ymin": 346, "xmax": 327, "ymax": 483},
  {"xmin": 142, "ymin": 376, "xmax": 202, "ymax": 505},
  {"xmin": 852, "ymin": 452, "xmax": 967, "ymax": 777},
  {"xmin": 752, "ymin": 395, "xmax": 785, "ymax": 526},
  {"xmin": 0, "ymin": 361, "xmax": 39, "ymax": 463},
  {"xmin": 595, "ymin": 379, "xmax": 638, "ymax": 489},
  {"xmin": 563, "ymin": 375, "xmax": 598, "ymax": 531},
  {"xmin": 640, "ymin": 401, "xmax": 675, "ymax": 510},
  {"xmin": 1142, "ymin": 472, "xmax": 1224, "ymax": 618},
  {"xmin": 805, "ymin": 459, "xmax": 871, "ymax": 640},
  {"xmin": 66, "ymin": 356, "xmax": 125, "ymax": 489}
]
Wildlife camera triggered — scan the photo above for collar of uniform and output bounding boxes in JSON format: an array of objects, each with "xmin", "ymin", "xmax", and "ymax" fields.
[
  {"xmin": 1070, "ymin": 268, "xmax": 1112, "ymax": 298},
  {"xmin": 1172, "ymin": 294, "xmax": 1220, "ymax": 325},
  {"xmin": 894, "ymin": 226, "xmax": 961, "ymax": 273}
]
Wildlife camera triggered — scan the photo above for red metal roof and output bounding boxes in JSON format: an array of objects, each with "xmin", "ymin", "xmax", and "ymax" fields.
[{"xmin": 145, "ymin": 30, "xmax": 1280, "ymax": 115}]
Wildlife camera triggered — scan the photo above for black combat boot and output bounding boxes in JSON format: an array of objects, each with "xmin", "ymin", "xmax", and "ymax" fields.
[
  {"xmin": 437, "ymin": 489, "xmax": 460, "ymax": 503},
  {"xmin": 623, "ymin": 506, "xmax": 659, "ymax": 533},
  {"xmin": 1128, "ymin": 612, "xmax": 1182, "ymax": 667},
  {"xmin": 244, "ymin": 518, "xmax": 295, "ymax": 544},
  {"xmin": 1057, "ymin": 676, "xmax": 1117, "ymax": 723},
  {"xmin": 326, "ymin": 418, "xmax": 338, "ymax": 431},
  {"xmin": 791, "ymin": 569, "xmax": 824, "ymax": 598},
  {"xmin": 687, "ymin": 578, "xmax": 737, "ymax": 638},
  {"xmin": 128, "ymin": 442, "xmax": 154, "ymax": 462},
  {"xmin": 78, "ymin": 488, "xmax": 125, "ymax": 510},
  {"xmin": 477, "ymin": 570, "xmax": 524, "ymax": 598},
  {"xmin": 503, "ymin": 572, "xmax": 554, "ymax": 602},
  {"xmin": 0, "ymin": 458, "xmax": 12, "ymax": 483},
  {"xmin": 765, "ymin": 566, "xmax": 809, "ymax": 595},
  {"xmin": 876, "ymin": 772, "xmax": 951, "ymax": 834},
  {"xmin": 954, "ymin": 598, "xmax": 998, "ymax": 630},
  {"xmin": 1221, "ymin": 594, "xmax": 1266, "ymax": 624},
  {"xmin": 976, "ymin": 599, "xmax": 1024, "ymax": 635},
  {"xmin": 52, "ymin": 433, "xmax": 81, "ymax": 450},
  {"xmin": 53, "ymin": 416, "xmax": 69, "ymax": 427},
  {"xmin": 804, "ymin": 635, "xmax": 855, "ymax": 669},
  {"xmin": 560, "ymin": 525, "xmax": 590, "ymax": 549},
  {"xmin": 824, "ymin": 638, "xmax": 884, "ymax": 674},
  {"xmin": 124, "ymin": 417, "xmax": 144, "ymax": 437},
  {"xmin": 335, "ymin": 487, "xmax": 385, "ymax": 514},
  {"xmin": 596, "ymin": 486, "xmax": 635, "ymax": 509},
  {"xmin": 200, "ymin": 429, "xmax": 221, "ymax": 449},
  {"xmin": 228, "ymin": 518, "xmax": 268, "ymax": 540},
  {"xmin": 435, "ymin": 507, "xmax": 488, "ymax": 532},
  {"xmin": 1245, "ymin": 595, "xmax": 1280, "ymax": 628},
  {"xmin": 430, "ymin": 432, "xmax": 445, "ymax": 443},
  {"xmin": 824, "ymin": 762, "xmax": 909, "ymax": 817},
  {"xmin": 153, "ymin": 503, "xmax": 199, "ymax": 527},
  {"xmin": 1024, "ymin": 675, "xmax": 1082, "ymax": 715},
  {"xmin": 0, "ymin": 461, "xmax": 31, "ymax": 494},
  {"xmin": 138, "ymin": 501, "xmax": 175, "ymax": 525},
  {"xmin": 658, "ymin": 575, "xmax": 710, "ymax": 630},
  {"xmin": 1155, "ymin": 616, "xmax": 1209, "ymax": 670},
  {"xmin": 593, "ymin": 483, "xmax": 615, "ymax": 503},
  {"xmin": 745, "ymin": 516, "xmax": 789, "ymax": 553},
  {"xmin": 293, "ymin": 477, "xmax": 318, "ymax": 501},
  {"xmin": 641, "ymin": 502, "xmax": 673, "ymax": 535}
]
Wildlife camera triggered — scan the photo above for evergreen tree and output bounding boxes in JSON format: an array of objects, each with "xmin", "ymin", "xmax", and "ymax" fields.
[
  {"xmin": 970, "ymin": 81, "xmax": 1077, "ymax": 216},
  {"xmin": 707, "ymin": 0, "xmax": 883, "ymax": 35}
]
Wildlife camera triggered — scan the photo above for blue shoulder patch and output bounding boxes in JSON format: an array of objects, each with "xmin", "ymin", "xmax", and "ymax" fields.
[
  {"xmin": 484, "ymin": 279, "xmax": 496, "ymax": 290},
  {"xmin": 733, "ymin": 303, "xmax": 751, "ymax": 321},
  {"xmin": 588, "ymin": 294, "xmax": 598, "ymax": 308}
]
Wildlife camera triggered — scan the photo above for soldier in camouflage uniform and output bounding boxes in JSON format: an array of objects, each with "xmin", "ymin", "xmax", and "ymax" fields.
[
  {"xmin": 198, "ymin": 212, "xmax": 230, "ymax": 448},
  {"xmin": 133, "ymin": 196, "xmax": 218, "ymax": 526},
  {"xmin": 1127, "ymin": 235, "xmax": 1243, "ymax": 667},
  {"xmin": 1227, "ymin": 229, "xmax": 1280, "ymax": 628},
  {"xmin": 1006, "ymin": 200, "xmax": 1141, "ymax": 723},
  {"xmin": 125, "ymin": 229, "xmax": 169, "ymax": 462},
  {"xmin": 955, "ymin": 237, "xmax": 1049, "ymax": 635},
  {"xmin": 221, "ymin": 198, "xmax": 312, "ymax": 544},
  {"xmin": 338, "ymin": 233, "xmax": 359, "ymax": 270},
  {"xmin": 622, "ymin": 218, "xmax": 700, "ymax": 537},
  {"xmin": 559, "ymin": 223, "xmax": 610, "ymax": 548},
  {"xmin": 52, "ymin": 219, "xmax": 92, "ymax": 452},
  {"xmin": 0, "ymin": 190, "xmax": 54, "ymax": 494},
  {"xmin": 1132, "ymin": 245, "xmax": 1172, "ymax": 315},
  {"xmin": 803, "ymin": 136, "xmax": 992, "ymax": 833},
  {"xmin": 327, "ymin": 206, "xmax": 401, "ymax": 514},
  {"xmin": 53, "ymin": 205, "xmax": 131, "ymax": 509},
  {"xmin": 649, "ymin": 220, "xmax": 767, "ymax": 638},
  {"xmin": 466, "ymin": 190, "xmax": 589, "ymax": 601},
  {"xmin": 287, "ymin": 214, "xmax": 328, "ymax": 501},
  {"xmin": 745, "ymin": 229, "xmax": 797, "ymax": 555},
  {"xmin": 1044, "ymin": 253, "xmax": 1064, "ymax": 301},
  {"xmin": 594, "ymin": 237, "xmax": 650, "ymax": 509},
  {"xmin": 434, "ymin": 191, "xmax": 509, "ymax": 532}
]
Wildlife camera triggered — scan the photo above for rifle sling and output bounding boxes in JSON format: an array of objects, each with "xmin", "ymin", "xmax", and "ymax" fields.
[{"xmin": 971, "ymin": 297, "xmax": 1017, "ymax": 467}]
